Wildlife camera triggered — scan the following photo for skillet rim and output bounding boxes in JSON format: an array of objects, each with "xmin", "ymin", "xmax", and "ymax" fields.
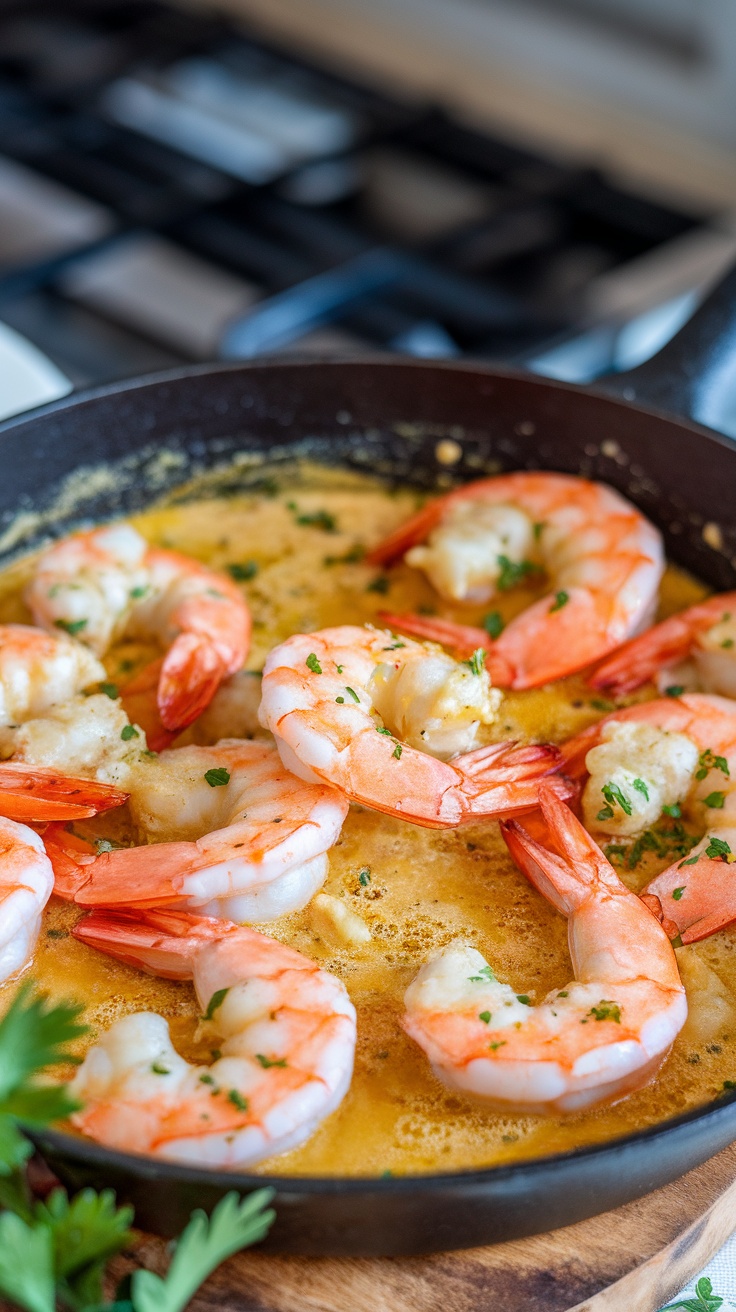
[{"xmin": 4, "ymin": 354, "xmax": 736, "ymax": 1199}]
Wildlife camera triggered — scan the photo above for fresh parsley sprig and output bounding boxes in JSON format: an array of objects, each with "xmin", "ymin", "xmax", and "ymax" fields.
[
  {"xmin": 0, "ymin": 982, "xmax": 276, "ymax": 1312},
  {"xmin": 661, "ymin": 1275, "xmax": 724, "ymax": 1311}
]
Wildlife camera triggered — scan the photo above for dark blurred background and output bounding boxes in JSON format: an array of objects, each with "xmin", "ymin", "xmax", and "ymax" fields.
[{"xmin": 0, "ymin": 0, "xmax": 735, "ymax": 417}]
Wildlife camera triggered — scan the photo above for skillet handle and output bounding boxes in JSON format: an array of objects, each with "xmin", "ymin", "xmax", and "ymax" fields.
[{"xmin": 594, "ymin": 261, "xmax": 736, "ymax": 432}]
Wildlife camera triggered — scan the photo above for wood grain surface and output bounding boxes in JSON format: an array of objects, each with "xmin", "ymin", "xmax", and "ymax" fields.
[{"xmin": 101, "ymin": 1141, "xmax": 736, "ymax": 1312}]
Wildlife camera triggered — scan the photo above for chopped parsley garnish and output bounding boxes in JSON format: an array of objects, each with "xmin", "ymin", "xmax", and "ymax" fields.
[
  {"xmin": 375, "ymin": 726, "xmax": 394, "ymax": 735},
  {"xmin": 479, "ymin": 1011, "xmax": 492, "ymax": 1024},
  {"xmin": 516, "ymin": 995, "xmax": 531, "ymax": 1006},
  {"xmin": 533, "ymin": 521, "xmax": 545, "ymax": 540},
  {"xmin": 306, "ymin": 653, "xmax": 322, "ymax": 674},
  {"xmin": 468, "ymin": 964, "xmax": 496, "ymax": 983},
  {"xmin": 203, "ymin": 987, "xmax": 230, "ymax": 1020},
  {"xmin": 95, "ymin": 838, "xmax": 121, "ymax": 854},
  {"xmin": 393, "ymin": 743, "xmax": 403, "ymax": 759},
  {"xmin": 662, "ymin": 803, "xmax": 681, "ymax": 818},
  {"xmin": 696, "ymin": 749, "xmax": 730, "ymax": 781},
  {"xmin": 464, "ymin": 647, "xmax": 486, "ymax": 676},
  {"xmin": 550, "ymin": 590, "xmax": 569, "ymax": 613},
  {"xmin": 151, "ymin": 1062, "xmax": 170, "ymax": 1075},
  {"xmin": 665, "ymin": 685, "xmax": 684, "ymax": 698},
  {"xmin": 367, "ymin": 575, "xmax": 390, "ymax": 595},
  {"xmin": 324, "ymin": 545, "xmax": 364, "ymax": 566},
  {"xmin": 589, "ymin": 698, "xmax": 614, "ymax": 712},
  {"xmin": 130, "ymin": 584, "xmax": 149, "ymax": 598},
  {"xmin": 289, "ymin": 506, "xmax": 337, "ymax": 532},
  {"xmin": 483, "ymin": 611, "xmax": 504, "ymax": 640},
  {"xmin": 358, "ymin": 867, "xmax": 371, "ymax": 886},
  {"xmin": 120, "ymin": 724, "xmax": 139, "ymax": 741},
  {"xmin": 704, "ymin": 791, "xmax": 726, "ymax": 809},
  {"xmin": 583, "ymin": 1000, "xmax": 621, "ymax": 1024},
  {"xmin": 345, "ymin": 686, "xmax": 360, "ymax": 703},
  {"xmin": 598, "ymin": 781, "xmax": 632, "ymax": 822},
  {"xmin": 489, "ymin": 1040, "xmax": 507, "ymax": 1051},
  {"xmin": 382, "ymin": 642, "xmax": 406, "ymax": 651},
  {"xmin": 255, "ymin": 1054, "xmax": 288, "ymax": 1069},
  {"xmin": 633, "ymin": 778, "xmax": 649, "ymax": 800},
  {"xmin": 722, "ymin": 638, "xmax": 735, "ymax": 649},
  {"xmin": 672, "ymin": 887, "xmax": 685, "ymax": 900},
  {"xmin": 100, "ymin": 681, "xmax": 118, "ymax": 699},
  {"xmin": 227, "ymin": 1089, "xmax": 249, "ymax": 1111},
  {"xmin": 679, "ymin": 854, "xmax": 700, "ymax": 868},
  {"xmin": 706, "ymin": 836, "xmax": 733, "ymax": 861},
  {"xmin": 604, "ymin": 816, "xmax": 699, "ymax": 870},
  {"xmin": 227, "ymin": 561, "xmax": 258, "ymax": 581},
  {"xmin": 496, "ymin": 555, "xmax": 539, "ymax": 591},
  {"xmin": 205, "ymin": 767, "xmax": 230, "ymax": 788},
  {"xmin": 199, "ymin": 1073, "xmax": 216, "ymax": 1085},
  {"xmin": 54, "ymin": 618, "xmax": 88, "ymax": 636},
  {"xmin": 335, "ymin": 696, "xmax": 344, "ymax": 704},
  {"xmin": 724, "ymin": 1081, "xmax": 736, "ymax": 1091}
]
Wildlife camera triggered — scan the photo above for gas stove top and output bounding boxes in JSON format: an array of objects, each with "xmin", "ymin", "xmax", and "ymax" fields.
[{"xmin": 0, "ymin": 0, "xmax": 729, "ymax": 390}]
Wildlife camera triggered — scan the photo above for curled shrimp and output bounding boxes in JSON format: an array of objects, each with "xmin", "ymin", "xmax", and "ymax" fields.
[
  {"xmin": 69, "ymin": 907, "xmax": 356, "ymax": 1167},
  {"xmin": 366, "ymin": 472, "xmax": 662, "ymax": 688},
  {"xmin": 0, "ymin": 818, "xmax": 54, "ymax": 983},
  {"xmin": 0, "ymin": 624, "xmax": 128, "ymax": 821},
  {"xmin": 403, "ymin": 783, "xmax": 686, "ymax": 1114},
  {"xmin": 560, "ymin": 694, "xmax": 736, "ymax": 943},
  {"xmin": 590, "ymin": 591, "xmax": 736, "ymax": 698},
  {"xmin": 47, "ymin": 739, "xmax": 349, "ymax": 922},
  {"xmin": 26, "ymin": 524, "xmax": 250, "ymax": 740},
  {"xmin": 258, "ymin": 624, "xmax": 568, "ymax": 827}
]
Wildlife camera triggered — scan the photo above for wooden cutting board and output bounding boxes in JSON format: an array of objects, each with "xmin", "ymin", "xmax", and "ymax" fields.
[{"xmin": 114, "ymin": 1141, "xmax": 736, "ymax": 1312}]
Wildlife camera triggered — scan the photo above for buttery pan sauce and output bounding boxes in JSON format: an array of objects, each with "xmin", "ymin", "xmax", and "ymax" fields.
[{"xmin": 1, "ymin": 463, "xmax": 734, "ymax": 1177}]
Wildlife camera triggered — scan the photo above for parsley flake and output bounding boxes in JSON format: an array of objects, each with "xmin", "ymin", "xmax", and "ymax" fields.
[
  {"xmin": 358, "ymin": 868, "xmax": 371, "ymax": 886},
  {"xmin": 496, "ymin": 555, "xmax": 539, "ymax": 591},
  {"xmin": 393, "ymin": 743, "xmax": 403, "ymax": 759},
  {"xmin": 100, "ymin": 681, "xmax": 118, "ymax": 699},
  {"xmin": 550, "ymin": 590, "xmax": 569, "ymax": 613},
  {"xmin": 672, "ymin": 887, "xmax": 685, "ymax": 901},
  {"xmin": 479, "ymin": 1011, "xmax": 492, "ymax": 1024},
  {"xmin": 205, "ymin": 768, "xmax": 230, "ymax": 788},
  {"xmin": 602, "ymin": 782, "xmax": 632, "ymax": 816},
  {"xmin": 662, "ymin": 803, "xmax": 681, "ymax": 818},
  {"xmin": 227, "ymin": 1089, "xmax": 249, "ymax": 1111},
  {"xmin": 483, "ymin": 611, "xmax": 504, "ymax": 640},
  {"xmin": 226, "ymin": 561, "xmax": 258, "ymax": 581},
  {"xmin": 706, "ymin": 836, "xmax": 733, "ymax": 861},
  {"xmin": 704, "ymin": 791, "xmax": 726, "ymax": 808},
  {"xmin": 516, "ymin": 995, "xmax": 532, "ymax": 1006},
  {"xmin": 468, "ymin": 964, "xmax": 496, "ymax": 983},
  {"xmin": 345, "ymin": 686, "xmax": 360, "ymax": 703},
  {"xmin": 54, "ymin": 618, "xmax": 87, "ymax": 637},
  {"xmin": 665, "ymin": 685, "xmax": 685, "ymax": 698},
  {"xmin": 633, "ymin": 778, "xmax": 649, "ymax": 800},
  {"xmin": 306, "ymin": 653, "xmax": 322, "ymax": 674},
  {"xmin": 464, "ymin": 647, "xmax": 486, "ymax": 676},
  {"xmin": 367, "ymin": 575, "xmax": 390, "ymax": 595},
  {"xmin": 203, "ymin": 988, "xmax": 229, "ymax": 1020},
  {"xmin": 120, "ymin": 724, "xmax": 139, "ymax": 741},
  {"xmin": 255, "ymin": 1054, "xmax": 288, "ymax": 1069},
  {"xmin": 583, "ymin": 1000, "xmax": 621, "ymax": 1024}
]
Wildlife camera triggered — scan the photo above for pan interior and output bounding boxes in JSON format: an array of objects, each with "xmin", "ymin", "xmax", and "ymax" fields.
[{"xmin": 3, "ymin": 451, "xmax": 736, "ymax": 1181}]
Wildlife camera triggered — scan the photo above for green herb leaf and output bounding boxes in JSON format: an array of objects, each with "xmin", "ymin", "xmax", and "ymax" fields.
[
  {"xmin": 468, "ymin": 964, "xmax": 496, "ymax": 983},
  {"xmin": 204, "ymin": 768, "xmax": 230, "ymax": 788},
  {"xmin": 345, "ymin": 686, "xmax": 360, "ymax": 703},
  {"xmin": 704, "ymin": 791, "xmax": 726, "ymax": 809},
  {"xmin": 602, "ymin": 782, "xmax": 632, "ymax": 816},
  {"xmin": 100, "ymin": 682, "xmax": 119, "ymax": 700},
  {"xmin": 130, "ymin": 585, "xmax": 149, "ymax": 599},
  {"xmin": 392, "ymin": 743, "xmax": 403, "ymax": 760},
  {"xmin": 597, "ymin": 805, "xmax": 614, "ymax": 821},
  {"xmin": 496, "ymin": 555, "xmax": 539, "ymax": 591},
  {"xmin": 226, "ymin": 561, "xmax": 258, "ymax": 581},
  {"xmin": 39, "ymin": 1186, "xmax": 134, "ymax": 1304},
  {"xmin": 130, "ymin": 1190, "xmax": 275, "ymax": 1312},
  {"xmin": 516, "ymin": 995, "xmax": 532, "ymax": 1006},
  {"xmin": 121, "ymin": 724, "xmax": 139, "ymax": 741},
  {"xmin": 584, "ymin": 1000, "xmax": 621, "ymax": 1024},
  {"xmin": 660, "ymin": 1275, "xmax": 724, "ymax": 1310},
  {"xmin": 665, "ymin": 685, "xmax": 685, "ymax": 698},
  {"xmin": 323, "ymin": 545, "xmax": 364, "ymax": 566},
  {"xmin": 679, "ymin": 854, "xmax": 700, "ymax": 868},
  {"xmin": 489, "ymin": 1041, "xmax": 507, "ymax": 1052},
  {"xmin": 202, "ymin": 988, "xmax": 229, "ymax": 1021},
  {"xmin": 483, "ymin": 611, "xmax": 504, "ymax": 640},
  {"xmin": 0, "ymin": 1212, "xmax": 55, "ymax": 1312},
  {"xmin": 706, "ymin": 836, "xmax": 733, "ymax": 861},
  {"xmin": 294, "ymin": 509, "xmax": 337, "ymax": 532},
  {"xmin": 255, "ymin": 1054, "xmax": 288, "ymax": 1069},
  {"xmin": 549, "ymin": 590, "xmax": 569, "ymax": 613},
  {"xmin": 366, "ymin": 575, "xmax": 390, "ymax": 595},
  {"xmin": 633, "ymin": 778, "xmax": 649, "ymax": 800},
  {"xmin": 358, "ymin": 868, "xmax": 371, "ymax": 887},
  {"xmin": 672, "ymin": 887, "xmax": 685, "ymax": 901},
  {"xmin": 227, "ymin": 1089, "xmax": 248, "ymax": 1111},
  {"xmin": 0, "ymin": 983, "xmax": 86, "ymax": 1107},
  {"xmin": 54, "ymin": 619, "xmax": 88, "ymax": 637},
  {"xmin": 662, "ymin": 803, "xmax": 681, "ymax": 818},
  {"xmin": 464, "ymin": 648, "xmax": 486, "ymax": 676},
  {"xmin": 306, "ymin": 653, "xmax": 322, "ymax": 674}
]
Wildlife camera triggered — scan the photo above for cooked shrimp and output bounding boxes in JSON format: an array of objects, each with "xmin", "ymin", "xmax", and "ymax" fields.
[
  {"xmin": 69, "ymin": 907, "xmax": 356, "ymax": 1167},
  {"xmin": 366, "ymin": 472, "xmax": 663, "ymax": 688},
  {"xmin": 47, "ymin": 739, "xmax": 349, "ymax": 922},
  {"xmin": 403, "ymin": 783, "xmax": 686, "ymax": 1114},
  {"xmin": 590, "ymin": 591, "xmax": 736, "ymax": 698},
  {"xmin": 560, "ymin": 694, "xmax": 736, "ymax": 944},
  {"xmin": 0, "ymin": 624, "xmax": 128, "ymax": 820},
  {"xmin": 258, "ymin": 624, "xmax": 568, "ymax": 827},
  {"xmin": 26, "ymin": 524, "xmax": 250, "ymax": 737},
  {"xmin": 0, "ymin": 818, "xmax": 54, "ymax": 983}
]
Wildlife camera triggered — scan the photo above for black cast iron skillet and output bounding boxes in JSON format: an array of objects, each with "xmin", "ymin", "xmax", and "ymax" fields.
[{"xmin": 4, "ymin": 267, "xmax": 736, "ymax": 1257}]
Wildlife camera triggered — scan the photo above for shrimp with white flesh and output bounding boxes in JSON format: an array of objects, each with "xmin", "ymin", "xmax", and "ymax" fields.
[
  {"xmin": 258, "ymin": 624, "xmax": 569, "ymax": 827},
  {"xmin": 0, "ymin": 624, "xmax": 128, "ymax": 821},
  {"xmin": 0, "ymin": 817, "xmax": 54, "ymax": 983},
  {"xmin": 365, "ymin": 472, "xmax": 663, "ymax": 688},
  {"xmin": 590, "ymin": 591, "xmax": 736, "ymax": 698},
  {"xmin": 26, "ymin": 525, "xmax": 251, "ymax": 743},
  {"xmin": 403, "ymin": 783, "xmax": 686, "ymax": 1114},
  {"xmin": 47, "ymin": 740, "xmax": 349, "ymax": 923},
  {"xmin": 69, "ymin": 907, "xmax": 356, "ymax": 1167},
  {"xmin": 560, "ymin": 694, "xmax": 736, "ymax": 944}
]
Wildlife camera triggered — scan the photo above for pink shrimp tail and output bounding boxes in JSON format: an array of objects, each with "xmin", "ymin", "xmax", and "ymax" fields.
[
  {"xmin": 62, "ymin": 840, "xmax": 198, "ymax": 909},
  {"xmin": 501, "ymin": 780, "xmax": 613, "ymax": 913},
  {"xmin": 377, "ymin": 611, "xmax": 514, "ymax": 684},
  {"xmin": 455, "ymin": 742, "xmax": 574, "ymax": 819},
  {"xmin": 590, "ymin": 592, "xmax": 736, "ymax": 696},
  {"xmin": 73, "ymin": 907, "xmax": 230, "ymax": 978},
  {"xmin": 365, "ymin": 503, "xmax": 445, "ymax": 567},
  {"xmin": 44, "ymin": 824, "xmax": 97, "ymax": 900},
  {"xmin": 0, "ymin": 763, "xmax": 128, "ymax": 823}
]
